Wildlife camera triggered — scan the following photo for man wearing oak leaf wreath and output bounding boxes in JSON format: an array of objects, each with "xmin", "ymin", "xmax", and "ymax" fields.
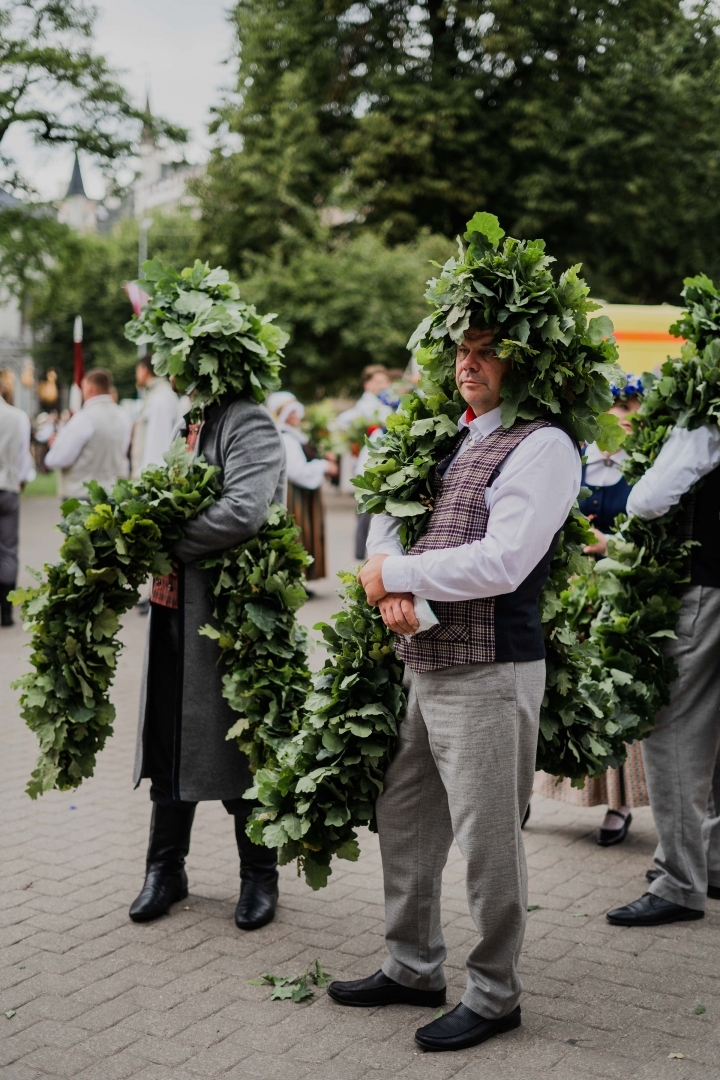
[{"xmin": 327, "ymin": 327, "xmax": 580, "ymax": 1051}]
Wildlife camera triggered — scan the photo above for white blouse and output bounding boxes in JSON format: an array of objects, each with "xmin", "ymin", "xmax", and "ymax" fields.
[{"xmin": 281, "ymin": 426, "xmax": 328, "ymax": 491}]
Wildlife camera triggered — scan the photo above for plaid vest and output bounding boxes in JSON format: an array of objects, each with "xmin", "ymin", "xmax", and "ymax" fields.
[{"xmin": 395, "ymin": 418, "xmax": 556, "ymax": 673}]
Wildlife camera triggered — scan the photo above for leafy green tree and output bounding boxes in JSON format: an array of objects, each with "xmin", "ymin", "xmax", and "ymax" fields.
[
  {"xmin": 241, "ymin": 231, "xmax": 454, "ymax": 398},
  {"xmin": 206, "ymin": 0, "xmax": 720, "ymax": 304},
  {"xmin": 30, "ymin": 212, "xmax": 202, "ymax": 397},
  {"xmin": 0, "ymin": 0, "xmax": 185, "ymax": 194},
  {"xmin": 197, "ymin": 0, "xmax": 360, "ymax": 271}
]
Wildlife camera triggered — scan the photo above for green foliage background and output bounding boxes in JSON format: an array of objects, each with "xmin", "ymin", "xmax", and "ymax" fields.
[
  {"xmin": 201, "ymin": 0, "xmax": 720, "ymax": 305},
  {"xmin": 17, "ymin": 0, "xmax": 720, "ymax": 400},
  {"xmin": 29, "ymin": 213, "xmax": 204, "ymax": 398}
]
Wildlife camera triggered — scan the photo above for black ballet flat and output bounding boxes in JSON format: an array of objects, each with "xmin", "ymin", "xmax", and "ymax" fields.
[{"xmin": 597, "ymin": 810, "xmax": 632, "ymax": 847}]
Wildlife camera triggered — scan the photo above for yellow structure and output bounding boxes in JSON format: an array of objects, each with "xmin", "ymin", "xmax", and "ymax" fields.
[{"xmin": 594, "ymin": 302, "xmax": 685, "ymax": 376}]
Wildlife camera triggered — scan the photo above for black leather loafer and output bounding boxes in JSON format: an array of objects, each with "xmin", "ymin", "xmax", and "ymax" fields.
[
  {"xmin": 597, "ymin": 810, "xmax": 632, "ymax": 847},
  {"xmin": 415, "ymin": 1002, "xmax": 521, "ymax": 1052},
  {"xmin": 328, "ymin": 970, "xmax": 446, "ymax": 1008},
  {"xmin": 129, "ymin": 866, "xmax": 188, "ymax": 922},
  {"xmin": 607, "ymin": 893, "xmax": 703, "ymax": 926},
  {"xmin": 235, "ymin": 874, "xmax": 278, "ymax": 931}
]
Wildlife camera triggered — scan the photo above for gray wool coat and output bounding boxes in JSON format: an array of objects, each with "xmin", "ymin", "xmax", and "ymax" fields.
[{"xmin": 133, "ymin": 396, "xmax": 286, "ymax": 801}]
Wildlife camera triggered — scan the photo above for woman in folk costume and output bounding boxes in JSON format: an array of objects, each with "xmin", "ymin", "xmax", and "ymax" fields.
[
  {"xmin": 534, "ymin": 376, "xmax": 649, "ymax": 846},
  {"xmin": 267, "ymin": 391, "xmax": 338, "ymax": 580}
]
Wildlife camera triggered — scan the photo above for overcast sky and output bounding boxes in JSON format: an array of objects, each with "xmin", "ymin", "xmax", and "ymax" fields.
[{"xmin": 6, "ymin": 0, "xmax": 235, "ymax": 201}]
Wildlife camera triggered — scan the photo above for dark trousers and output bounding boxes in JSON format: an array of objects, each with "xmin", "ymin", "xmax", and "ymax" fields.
[
  {"xmin": 355, "ymin": 510, "xmax": 371, "ymax": 561},
  {"xmin": 0, "ymin": 490, "xmax": 19, "ymax": 585}
]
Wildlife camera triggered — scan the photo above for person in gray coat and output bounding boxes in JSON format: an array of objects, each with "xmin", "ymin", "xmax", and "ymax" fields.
[{"xmin": 129, "ymin": 394, "xmax": 286, "ymax": 930}]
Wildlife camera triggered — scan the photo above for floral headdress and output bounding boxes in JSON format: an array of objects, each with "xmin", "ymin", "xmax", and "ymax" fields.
[
  {"xmin": 611, "ymin": 374, "xmax": 644, "ymax": 401},
  {"xmin": 408, "ymin": 213, "xmax": 625, "ymax": 451}
]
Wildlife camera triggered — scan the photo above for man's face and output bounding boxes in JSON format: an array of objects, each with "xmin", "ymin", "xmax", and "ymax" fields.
[
  {"xmin": 455, "ymin": 328, "xmax": 506, "ymax": 414},
  {"xmin": 81, "ymin": 377, "xmax": 99, "ymax": 401},
  {"xmin": 609, "ymin": 396, "xmax": 642, "ymax": 436},
  {"xmin": 136, "ymin": 363, "xmax": 151, "ymax": 388},
  {"xmin": 364, "ymin": 371, "xmax": 391, "ymax": 396}
]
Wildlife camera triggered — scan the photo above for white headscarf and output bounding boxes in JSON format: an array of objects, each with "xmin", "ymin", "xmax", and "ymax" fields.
[{"xmin": 266, "ymin": 390, "xmax": 305, "ymax": 427}]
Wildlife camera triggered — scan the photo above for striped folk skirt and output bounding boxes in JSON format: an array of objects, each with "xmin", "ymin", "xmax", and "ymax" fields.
[
  {"xmin": 534, "ymin": 741, "xmax": 648, "ymax": 809},
  {"xmin": 287, "ymin": 482, "xmax": 326, "ymax": 581}
]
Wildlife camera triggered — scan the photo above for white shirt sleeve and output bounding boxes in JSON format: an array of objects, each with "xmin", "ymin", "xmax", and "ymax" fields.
[
  {"xmin": 367, "ymin": 513, "xmax": 404, "ymax": 556},
  {"xmin": 45, "ymin": 410, "xmax": 94, "ymax": 471},
  {"xmin": 17, "ymin": 410, "xmax": 35, "ymax": 485},
  {"xmin": 141, "ymin": 387, "xmax": 180, "ymax": 470},
  {"xmin": 381, "ymin": 428, "xmax": 581, "ymax": 602},
  {"xmin": 282, "ymin": 432, "xmax": 328, "ymax": 490},
  {"xmin": 626, "ymin": 424, "xmax": 720, "ymax": 521}
]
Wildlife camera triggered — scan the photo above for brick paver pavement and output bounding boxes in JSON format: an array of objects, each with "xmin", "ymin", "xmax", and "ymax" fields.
[{"xmin": 2, "ymin": 495, "xmax": 719, "ymax": 1079}]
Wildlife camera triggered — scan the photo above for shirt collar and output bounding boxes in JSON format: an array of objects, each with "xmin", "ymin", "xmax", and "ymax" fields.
[
  {"xmin": 584, "ymin": 441, "xmax": 627, "ymax": 465},
  {"xmin": 83, "ymin": 395, "xmax": 113, "ymax": 408},
  {"xmin": 457, "ymin": 404, "xmax": 503, "ymax": 440}
]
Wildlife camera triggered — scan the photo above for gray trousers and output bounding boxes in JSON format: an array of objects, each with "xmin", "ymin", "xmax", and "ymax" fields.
[
  {"xmin": 643, "ymin": 584, "xmax": 720, "ymax": 911},
  {"xmin": 376, "ymin": 659, "xmax": 545, "ymax": 1018},
  {"xmin": 0, "ymin": 489, "xmax": 19, "ymax": 585}
]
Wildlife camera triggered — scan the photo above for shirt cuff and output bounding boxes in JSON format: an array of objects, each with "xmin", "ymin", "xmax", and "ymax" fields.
[{"xmin": 382, "ymin": 555, "xmax": 413, "ymax": 594}]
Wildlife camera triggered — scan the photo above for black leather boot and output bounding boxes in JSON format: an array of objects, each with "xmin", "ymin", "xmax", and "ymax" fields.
[
  {"xmin": 0, "ymin": 583, "xmax": 15, "ymax": 627},
  {"xmin": 234, "ymin": 815, "xmax": 278, "ymax": 931},
  {"xmin": 129, "ymin": 803, "xmax": 195, "ymax": 923}
]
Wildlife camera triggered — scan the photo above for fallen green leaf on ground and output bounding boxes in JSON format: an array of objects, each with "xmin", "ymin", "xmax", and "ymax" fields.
[
  {"xmin": 695, "ymin": 1005, "xmax": 706, "ymax": 1015},
  {"xmin": 668, "ymin": 1053, "xmax": 685, "ymax": 1059},
  {"xmin": 249, "ymin": 958, "xmax": 331, "ymax": 1002},
  {"xmin": 432, "ymin": 1009, "xmax": 445, "ymax": 1019},
  {"xmin": 527, "ymin": 904, "xmax": 540, "ymax": 912},
  {"xmin": 5, "ymin": 1010, "xmax": 16, "ymax": 1019}
]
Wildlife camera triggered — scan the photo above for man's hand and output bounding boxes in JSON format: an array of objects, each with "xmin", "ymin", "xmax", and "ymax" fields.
[
  {"xmin": 378, "ymin": 593, "xmax": 419, "ymax": 635},
  {"xmin": 358, "ymin": 553, "xmax": 390, "ymax": 605}
]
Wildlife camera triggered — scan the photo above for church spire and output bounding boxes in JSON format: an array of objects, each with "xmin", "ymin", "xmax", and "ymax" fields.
[
  {"xmin": 140, "ymin": 93, "xmax": 155, "ymax": 147},
  {"xmin": 66, "ymin": 152, "xmax": 86, "ymax": 198}
]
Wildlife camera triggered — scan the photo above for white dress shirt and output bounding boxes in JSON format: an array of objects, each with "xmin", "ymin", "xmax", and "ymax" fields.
[
  {"xmin": 583, "ymin": 442, "xmax": 628, "ymax": 487},
  {"xmin": 281, "ymin": 425, "xmax": 329, "ymax": 490},
  {"xmin": 0, "ymin": 398, "xmax": 35, "ymax": 489},
  {"xmin": 626, "ymin": 423, "xmax": 720, "ymax": 521},
  {"xmin": 17, "ymin": 409, "xmax": 35, "ymax": 485},
  {"xmin": 46, "ymin": 395, "xmax": 132, "ymax": 471},
  {"xmin": 368, "ymin": 406, "xmax": 581, "ymax": 603},
  {"xmin": 137, "ymin": 379, "xmax": 181, "ymax": 472}
]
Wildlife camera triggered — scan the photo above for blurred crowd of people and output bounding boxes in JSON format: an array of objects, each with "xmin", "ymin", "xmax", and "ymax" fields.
[{"xmin": 0, "ymin": 357, "xmax": 410, "ymax": 626}]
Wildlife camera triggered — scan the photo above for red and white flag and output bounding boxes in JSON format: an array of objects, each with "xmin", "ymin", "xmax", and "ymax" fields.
[
  {"xmin": 123, "ymin": 281, "xmax": 150, "ymax": 316},
  {"xmin": 68, "ymin": 315, "xmax": 84, "ymax": 414}
]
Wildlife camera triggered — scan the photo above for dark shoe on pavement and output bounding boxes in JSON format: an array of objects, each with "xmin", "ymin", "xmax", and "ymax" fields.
[
  {"xmin": 415, "ymin": 1002, "xmax": 521, "ymax": 1052},
  {"xmin": 597, "ymin": 809, "xmax": 632, "ymax": 847},
  {"xmin": 233, "ymin": 813, "xmax": 278, "ymax": 930},
  {"xmin": 328, "ymin": 970, "xmax": 446, "ymax": 1009},
  {"xmin": 235, "ymin": 875, "xmax": 278, "ymax": 930},
  {"xmin": 129, "ymin": 866, "xmax": 188, "ymax": 922},
  {"xmin": 129, "ymin": 802, "xmax": 195, "ymax": 922},
  {"xmin": 521, "ymin": 802, "xmax": 530, "ymax": 829},
  {"xmin": 607, "ymin": 893, "xmax": 703, "ymax": 927}
]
